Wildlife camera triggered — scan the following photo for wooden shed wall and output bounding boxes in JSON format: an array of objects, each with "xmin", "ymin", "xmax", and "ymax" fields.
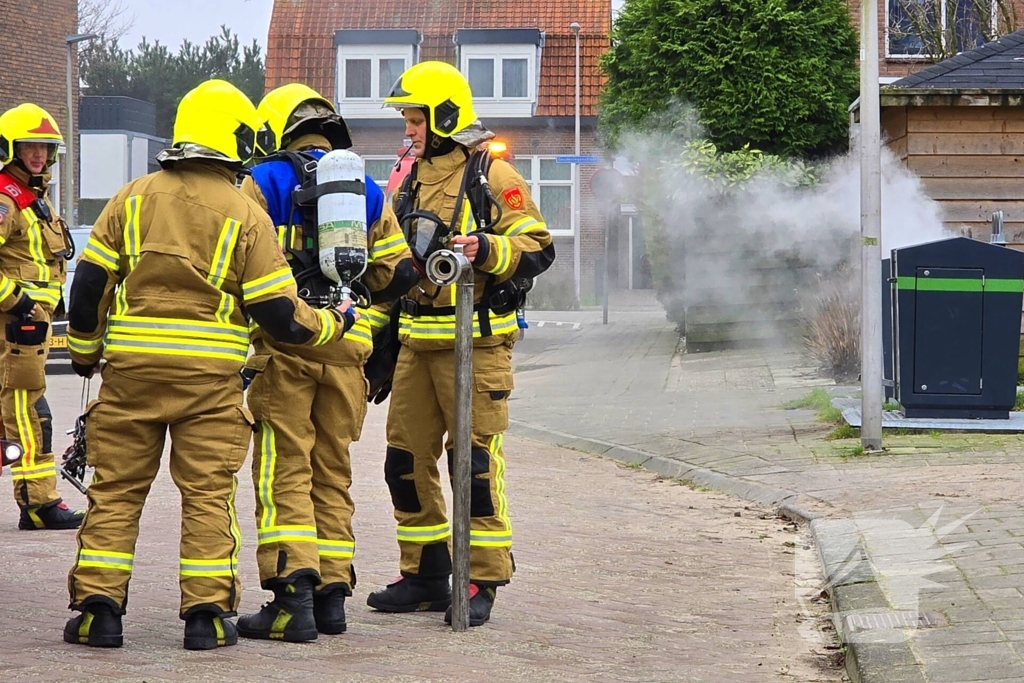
[{"xmin": 883, "ymin": 106, "xmax": 1024, "ymax": 244}]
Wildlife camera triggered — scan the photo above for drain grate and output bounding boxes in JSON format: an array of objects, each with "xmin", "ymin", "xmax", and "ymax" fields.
[{"xmin": 844, "ymin": 611, "xmax": 947, "ymax": 631}]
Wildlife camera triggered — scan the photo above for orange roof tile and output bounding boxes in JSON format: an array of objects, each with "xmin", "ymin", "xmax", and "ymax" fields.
[{"xmin": 266, "ymin": 0, "xmax": 610, "ymax": 117}]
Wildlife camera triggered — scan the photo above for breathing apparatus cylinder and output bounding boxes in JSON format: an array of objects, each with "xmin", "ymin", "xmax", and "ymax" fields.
[{"xmin": 316, "ymin": 149, "xmax": 368, "ymax": 300}]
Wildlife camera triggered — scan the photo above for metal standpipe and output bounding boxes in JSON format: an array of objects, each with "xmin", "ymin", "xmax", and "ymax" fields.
[{"xmin": 424, "ymin": 244, "xmax": 474, "ymax": 632}]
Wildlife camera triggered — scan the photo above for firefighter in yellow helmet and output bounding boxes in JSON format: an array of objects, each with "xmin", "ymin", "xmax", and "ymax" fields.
[
  {"xmin": 0, "ymin": 103, "xmax": 80, "ymax": 530},
  {"xmin": 367, "ymin": 61, "xmax": 554, "ymax": 626},
  {"xmin": 64, "ymin": 79, "xmax": 357, "ymax": 650},
  {"xmin": 234, "ymin": 83, "xmax": 415, "ymax": 641}
]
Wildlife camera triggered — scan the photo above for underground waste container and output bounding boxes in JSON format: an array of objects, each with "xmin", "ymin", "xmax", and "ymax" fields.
[{"xmin": 891, "ymin": 236, "xmax": 1024, "ymax": 419}]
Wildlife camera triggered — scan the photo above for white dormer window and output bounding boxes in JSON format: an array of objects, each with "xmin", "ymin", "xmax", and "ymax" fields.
[
  {"xmin": 334, "ymin": 29, "xmax": 420, "ymax": 118},
  {"xmin": 456, "ymin": 29, "xmax": 542, "ymax": 118}
]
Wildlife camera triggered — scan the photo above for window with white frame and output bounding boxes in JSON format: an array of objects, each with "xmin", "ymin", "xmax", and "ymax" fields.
[
  {"xmin": 887, "ymin": 0, "xmax": 997, "ymax": 57},
  {"xmin": 335, "ymin": 43, "xmax": 415, "ymax": 117},
  {"xmin": 460, "ymin": 43, "xmax": 537, "ymax": 117},
  {"xmin": 363, "ymin": 156, "xmax": 397, "ymax": 189},
  {"xmin": 512, "ymin": 156, "xmax": 573, "ymax": 236}
]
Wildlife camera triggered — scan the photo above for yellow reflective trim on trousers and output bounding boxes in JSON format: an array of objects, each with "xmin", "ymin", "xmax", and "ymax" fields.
[
  {"xmin": 14, "ymin": 390, "xmax": 36, "ymax": 468},
  {"xmin": 84, "ymin": 236, "xmax": 120, "ymax": 270},
  {"xmin": 396, "ymin": 523, "xmax": 451, "ymax": 543},
  {"xmin": 209, "ymin": 218, "xmax": 241, "ymax": 324},
  {"xmin": 104, "ymin": 334, "xmax": 248, "ymax": 361},
  {"xmin": 116, "ymin": 195, "xmax": 142, "ymax": 315},
  {"xmin": 180, "ymin": 557, "xmax": 238, "ymax": 577},
  {"xmin": 229, "ymin": 475, "xmax": 243, "ymax": 568},
  {"xmin": 21, "ymin": 209, "xmax": 51, "ymax": 282},
  {"xmin": 399, "ymin": 312, "xmax": 518, "ymax": 339},
  {"xmin": 258, "ymin": 525, "xmax": 318, "ymax": 545},
  {"xmin": 10, "ymin": 462, "xmax": 55, "ymax": 480},
  {"xmin": 242, "ymin": 267, "xmax": 294, "ymax": 302},
  {"xmin": 78, "ymin": 549, "xmax": 134, "ymax": 572},
  {"xmin": 314, "ymin": 309, "xmax": 337, "ymax": 346},
  {"xmin": 469, "ymin": 530, "xmax": 513, "ymax": 547},
  {"xmin": 0, "ymin": 276, "xmax": 15, "ymax": 300},
  {"xmin": 257, "ymin": 422, "xmax": 279, "ymax": 529},
  {"xmin": 362, "ymin": 307, "xmax": 390, "ymax": 332},
  {"xmin": 318, "ymin": 539, "xmax": 355, "ymax": 558},
  {"xmin": 490, "ymin": 432, "xmax": 512, "ymax": 534}
]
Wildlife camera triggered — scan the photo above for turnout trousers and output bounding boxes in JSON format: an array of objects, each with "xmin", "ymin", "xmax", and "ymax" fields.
[
  {"xmin": 384, "ymin": 342, "xmax": 515, "ymax": 585},
  {"xmin": 1, "ymin": 308, "xmax": 59, "ymax": 507},
  {"xmin": 245, "ymin": 350, "xmax": 367, "ymax": 593},
  {"xmin": 67, "ymin": 368, "xmax": 254, "ymax": 619}
]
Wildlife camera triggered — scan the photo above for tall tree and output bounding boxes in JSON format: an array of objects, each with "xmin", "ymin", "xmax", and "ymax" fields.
[
  {"xmin": 80, "ymin": 26, "xmax": 267, "ymax": 139},
  {"xmin": 600, "ymin": 0, "xmax": 860, "ymax": 158}
]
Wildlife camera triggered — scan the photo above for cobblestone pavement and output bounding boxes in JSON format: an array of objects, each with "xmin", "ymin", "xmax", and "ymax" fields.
[
  {"xmin": 508, "ymin": 290, "xmax": 1024, "ymax": 682},
  {"xmin": 0, "ymin": 367, "xmax": 843, "ymax": 683}
]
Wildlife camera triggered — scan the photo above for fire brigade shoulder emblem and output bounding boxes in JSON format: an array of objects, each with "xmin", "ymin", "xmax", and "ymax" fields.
[{"xmin": 502, "ymin": 187, "xmax": 524, "ymax": 210}]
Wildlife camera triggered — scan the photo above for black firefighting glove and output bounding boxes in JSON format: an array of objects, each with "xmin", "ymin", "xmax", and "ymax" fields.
[
  {"xmin": 341, "ymin": 308, "xmax": 357, "ymax": 333},
  {"xmin": 71, "ymin": 361, "xmax": 99, "ymax": 379},
  {"xmin": 7, "ymin": 290, "xmax": 35, "ymax": 318}
]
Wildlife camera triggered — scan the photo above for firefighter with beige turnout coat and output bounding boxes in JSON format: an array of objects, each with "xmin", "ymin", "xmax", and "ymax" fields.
[{"xmin": 63, "ymin": 79, "xmax": 357, "ymax": 651}]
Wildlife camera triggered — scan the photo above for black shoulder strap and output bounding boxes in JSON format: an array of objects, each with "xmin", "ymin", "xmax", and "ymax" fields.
[{"xmin": 465, "ymin": 150, "xmax": 500, "ymax": 233}]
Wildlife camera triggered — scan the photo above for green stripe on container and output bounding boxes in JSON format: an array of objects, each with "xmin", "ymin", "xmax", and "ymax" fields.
[{"xmin": 896, "ymin": 277, "xmax": 1023, "ymax": 293}]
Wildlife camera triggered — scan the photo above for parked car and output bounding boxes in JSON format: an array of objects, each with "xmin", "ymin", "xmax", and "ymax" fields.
[{"xmin": 47, "ymin": 227, "xmax": 91, "ymax": 373}]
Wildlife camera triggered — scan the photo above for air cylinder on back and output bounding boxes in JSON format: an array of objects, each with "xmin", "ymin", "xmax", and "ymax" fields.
[{"xmin": 316, "ymin": 149, "xmax": 368, "ymax": 294}]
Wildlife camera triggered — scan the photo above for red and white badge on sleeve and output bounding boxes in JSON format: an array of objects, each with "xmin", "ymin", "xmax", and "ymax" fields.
[{"xmin": 502, "ymin": 187, "xmax": 524, "ymax": 210}]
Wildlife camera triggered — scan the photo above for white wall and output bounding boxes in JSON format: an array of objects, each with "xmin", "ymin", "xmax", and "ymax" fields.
[
  {"xmin": 81, "ymin": 133, "xmax": 128, "ymax": 199},
  {"xmin": 131, "ymin": 136, "xmax": 149, "ymax": 181}
]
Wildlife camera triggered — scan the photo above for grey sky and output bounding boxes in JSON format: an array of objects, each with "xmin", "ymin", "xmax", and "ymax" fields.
[{"xmin": 116, "ymin": 0, "xmax": 274, "ymax": 52}]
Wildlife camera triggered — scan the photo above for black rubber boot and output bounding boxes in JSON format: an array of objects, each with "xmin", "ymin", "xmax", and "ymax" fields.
[
  {"xmin": 20, "ymin": 499, "xmax": 84, "ymax": 530},
  {"xmin": 444, "ymin": 584, "xmax": 496, "ymax": 627},
  {"xmin": 183, "ymin": 611, "xmax": 238, "ymax": 650},
  {"xmin": 237, "ymin": 577, "xmax": 318, "ymax": 642},
  {"xmin": 64, "ymin": 603, "xmax": 123, "ymax": 648},
  {"xmin": 313, "ymin": 584, "xmax": 348, "ymax": 635},
  {"xmin": 366, "ymin": 576, "xmax": 451, "ymax": 613}
]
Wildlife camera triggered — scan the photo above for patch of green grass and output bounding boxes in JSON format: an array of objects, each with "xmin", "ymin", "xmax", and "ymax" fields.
[
  {"xmin": 883, "ymin": 400, "xmax": 900, "ymax": 411},
  {"xmin": 929, "ymin": 430, "xmax": 942, "ymax": 439},
  {"xmin": 1015, "ymin": 391, "xmax": 1024, "ymax": 412},
  {"xmin": 624, "ymin": 461, "xmax": 644, "ymax": 470},
  {"xmin": 785, "ymin": 388, "xmax": 843, "ymax": 424},
  {"xmin": 827, "ymin": 424, "xmax": 858, "ymax": 441}
]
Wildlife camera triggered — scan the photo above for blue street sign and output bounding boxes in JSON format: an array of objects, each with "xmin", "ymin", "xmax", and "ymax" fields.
[{"xmin": 555, "ymin": 155, "xmax": 600, "ymax": 164}]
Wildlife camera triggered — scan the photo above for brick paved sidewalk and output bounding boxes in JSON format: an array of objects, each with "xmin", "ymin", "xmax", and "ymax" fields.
[
  {"xmin": 0, "ymin": 377, "xmax": 842, "ymax": 683},
  {"xmin": 509, "ymin": 291, "xmax": 1024, "ymax": 683}
]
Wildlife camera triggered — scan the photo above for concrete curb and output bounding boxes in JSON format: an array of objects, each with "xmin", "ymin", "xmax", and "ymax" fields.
[{"xmin": 508, "ymin": 419, "xmax": 924, "ymax": 683}]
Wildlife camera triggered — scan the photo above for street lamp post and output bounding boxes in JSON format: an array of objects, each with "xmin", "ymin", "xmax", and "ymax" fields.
[
  {"xmin": 65, "ymin": 33, "xmax": 98, "ymax": 225},
  {"xmin": 570, "ymin": 22, "xmax": 581, "ymax": 310}
]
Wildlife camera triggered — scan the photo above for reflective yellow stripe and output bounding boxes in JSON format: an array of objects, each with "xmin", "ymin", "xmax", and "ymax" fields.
[
  {"xmin": 490, "ymin": 432, "xmax": 512, "ymax": 539},
  {"xmin": 228, "ymin": 475, "xmax": 242, "ymax": 571},
  {"xmin": 399, "ymin": 311, "xmax": 518, "ymax": 340},
  {"xmin": 83, "ymin": 236, "xmax": 120, "ymax": 270},
  {"xmin": 107, "ymin": 315, "xmax": 249, "ymax": 345},
  {"xmin": 14, "ymin": 390, "xmax": 36, "ymax": 468},
  {"xmin": 257, "ymin": 422, "xmax": 279, "ymax": 529},
  {"xmin": 469, "ymin": 530, "xmax": 513, "ymax": 547},
  {"xmin": 369, "ymin": 232, "xmax": 407, "ymax": 261},
  {"xmin": 67, "ymin": 335, "xmax": 103, "ymax": 355},
  {"xmin": 242, "ymin": 267, "xmax": 294, "ymax": 302},
  {"xmin": 344, "ymin": 317, "xmax": 373, "ymax": 347},
  {"xmin": 104, "ymin": 334, "xmax": 248, "ymax": 361},
  {"xmin": 209, "ymin": 218, "xmax": 241, "ymax": 324},
  {"xmin": 275, "ymin": 225, "xmax": 304, "ymax": 252},
  {"xmin": 314, "ymin": 309, "xmax": 337, "ymax": 346},
  {"xmin": 116, "ymin": 195, "xmax": 142, "ymax": 315},
  {"xmin": 396, "ymin": 523, "xmax": 451, "ymax": 543},
  {"xmin": 0, "ymin": 276, "xmax": 15, "ymax": 300},
  {"xmin": 258, "ymin": 525, "xmax": 318, "ymax": 545},
  {"xmin": 78, "ymin": 549, "xmax": 134, "ymax": 572},
  {"xmin": 484, "ymin": 235, "xmax": 512, "ymax": 275},
  {"xmin": 318, "ymin": 539, "xmax": 355, "ymax": 558},
  {"xmin": 10, "ymin": 461, "xmax": 55, "ymax": 480},
  {"xmin": 507, "ymin": 217, "xmax": 545, "ymax": 236},
  {"xmin": 16, "ymin": 281, "xmax": 61, "ymax": 307},
  {"xmin": 180, "ymin": 557, "xmax": 238, "ymax": 577},
  {"xmin": 362, "ymin": 307, "xmax": 390, "ymax": 333},
  {"xmin": 21, "ymin": 209, "xmax": 50, "ymax": 281}
]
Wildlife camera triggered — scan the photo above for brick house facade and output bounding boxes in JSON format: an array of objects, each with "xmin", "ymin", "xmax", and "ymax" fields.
[
  {"xmin": 266, "ymin": 1, "xmax": 618, "ymax": 300},
  {"xmin": 0, "ymin": 0, "xmax": 80, "ymax": 217}
]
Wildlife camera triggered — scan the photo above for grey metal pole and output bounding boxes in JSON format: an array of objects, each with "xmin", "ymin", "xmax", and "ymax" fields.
[
  {"xmin": 65, "ymin": 42, "xmax": 74, "ymax": 222},
  {"xmin": 571, "ymin": 22, "xmax": 581, "ymax": 310},
  {"xmin": 860, "ymin": 0, "xmax": 883, "ymax": 450},
  {"xmin": 451, "ymin": 245, "xmax": 474, "ymax": 631},
  {"xmin": 424, "ymin": 244, "xmax": 474, "ymax": 631}
]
